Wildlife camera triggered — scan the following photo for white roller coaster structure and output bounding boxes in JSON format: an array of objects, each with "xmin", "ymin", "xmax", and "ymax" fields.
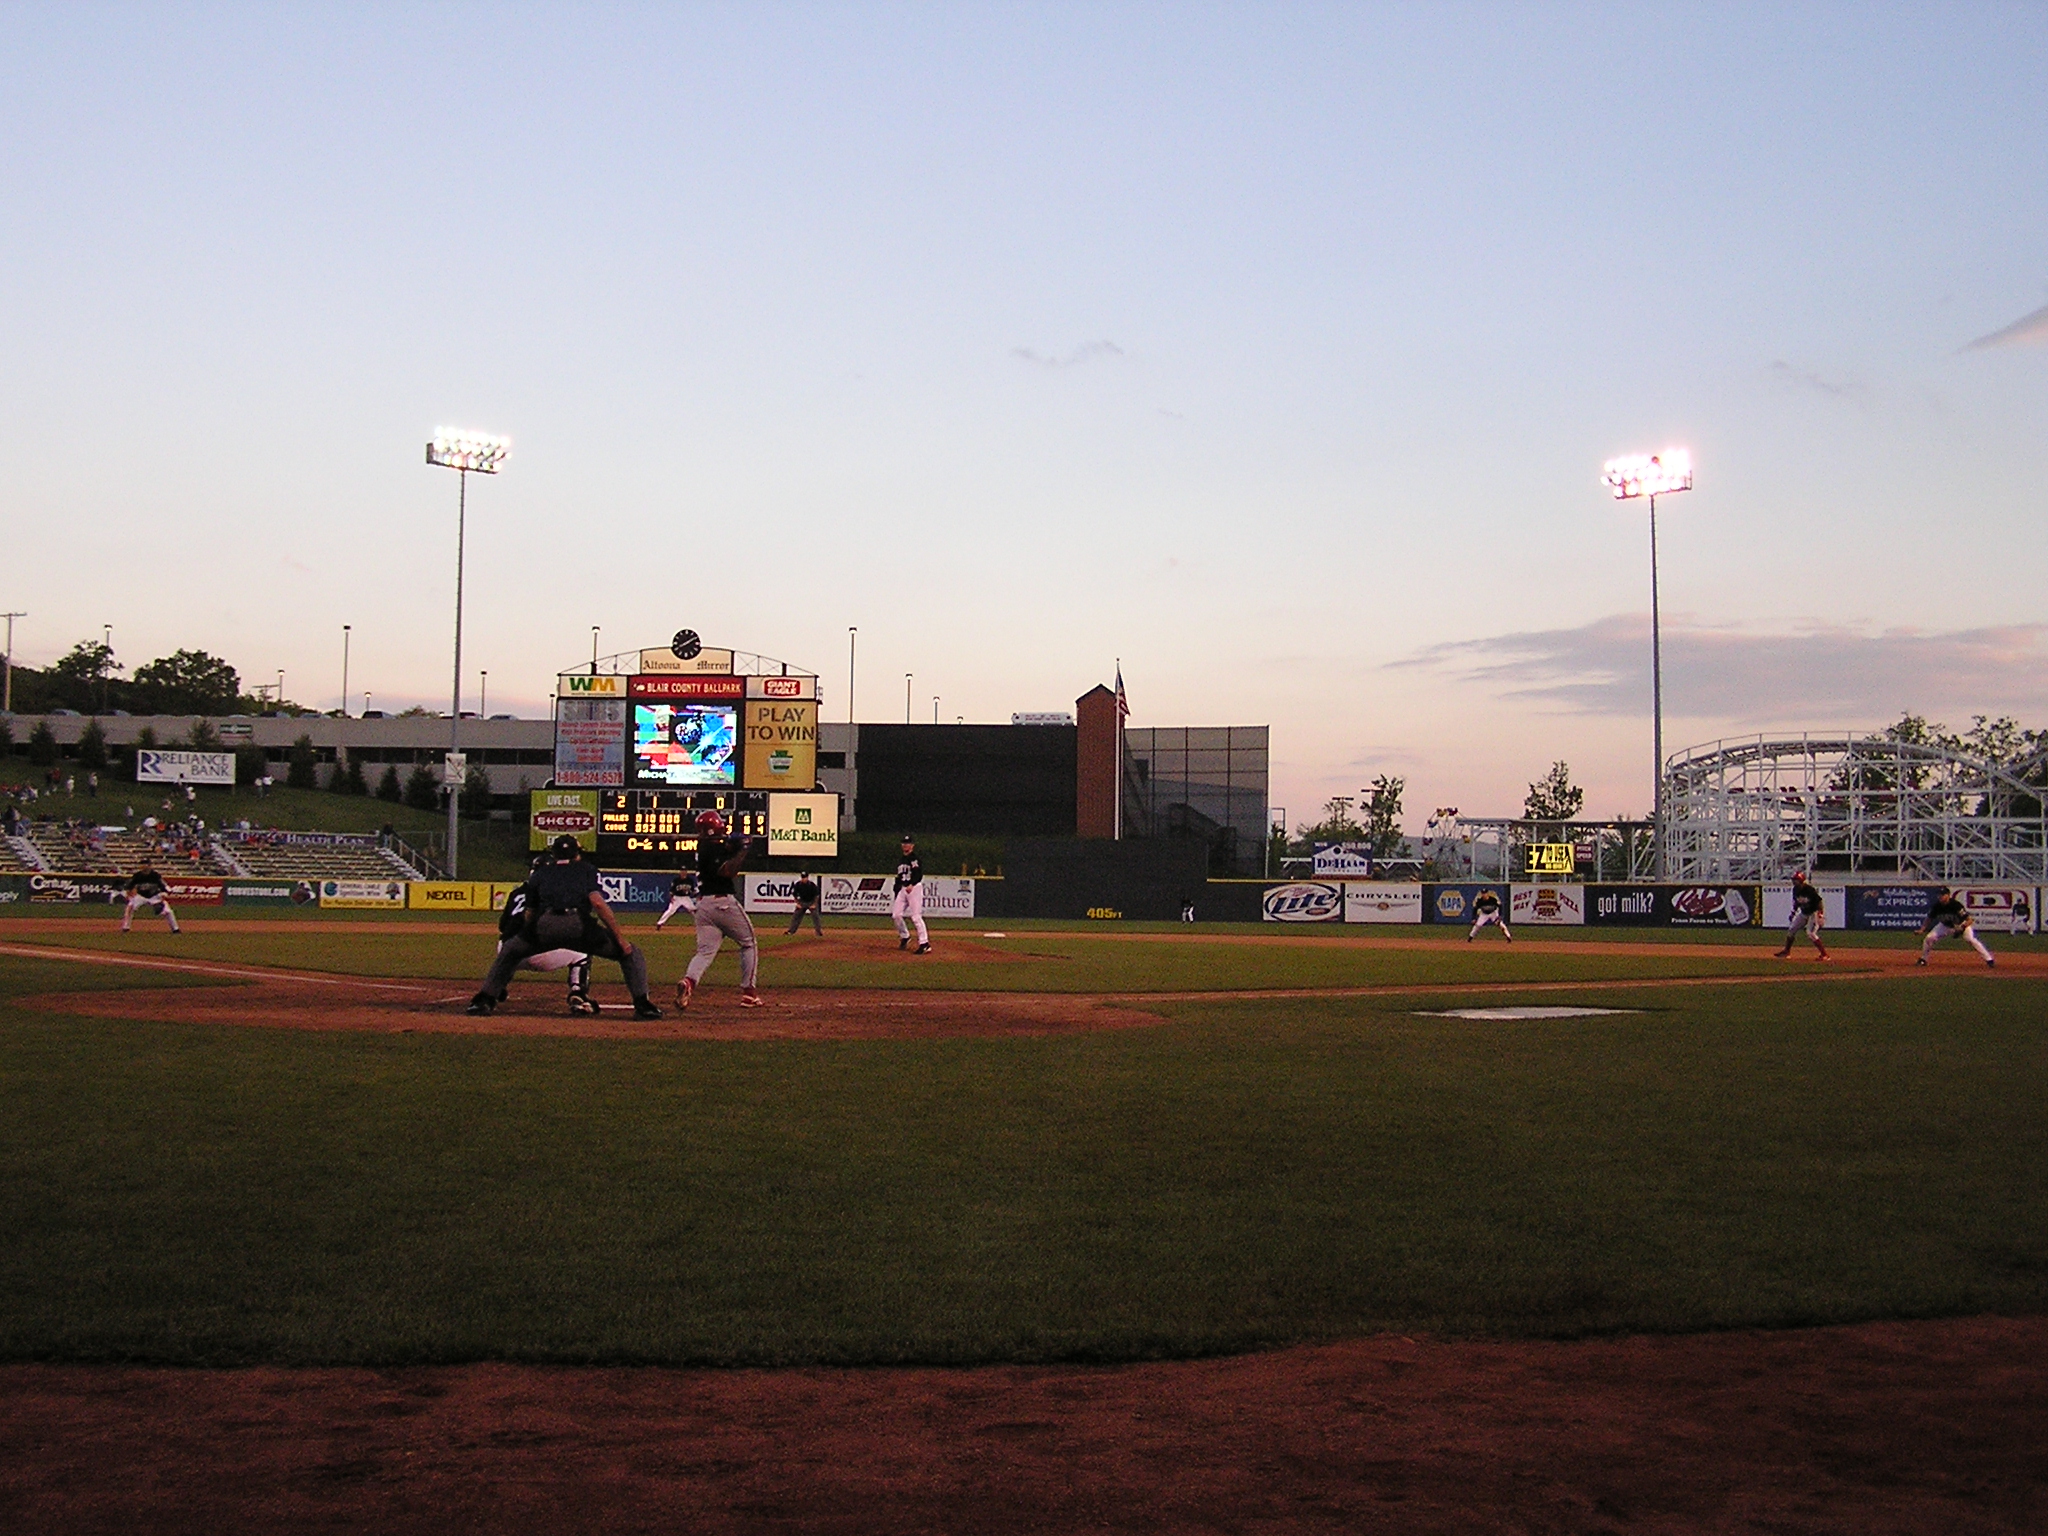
[{"xmin": 1662, "ymin": 733, "xmax": 2048, "ymax": 883}]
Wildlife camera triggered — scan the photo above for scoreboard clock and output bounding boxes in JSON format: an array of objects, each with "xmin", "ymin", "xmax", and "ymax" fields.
[
  {"xmin": 670, "ymin": 629, "xmax": 702, "ymax": 660},
  {"xmin": 596, "ymin": 789, "xmax": 767, "ymax": 864},
  {"xmin": 1525, "ymin": 842, "xmax": 1577, "ymax": 876}
]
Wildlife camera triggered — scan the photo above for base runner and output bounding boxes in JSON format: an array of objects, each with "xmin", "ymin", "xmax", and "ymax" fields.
[
  {"xmin": 892, "ymin": 834, "xmax": 930, "ymax": 954},
  {"xmin": 1917, "ymin": 887, "xmax": 1995, "ymax": 968},
  {"xmin": 120, "ymin": 865, "xmax": 181, "ymax": 934},
  {"xmin": 677, "ymin": 810, "xmax": 762, "ymax": 1008},
  {"xmin": 1466, "ymin": 888, "xmax": 1511, "ymax": 942},
  {"xmin": 1774, "ymin": 871, "xmax": 1830, "ymax": 960}
]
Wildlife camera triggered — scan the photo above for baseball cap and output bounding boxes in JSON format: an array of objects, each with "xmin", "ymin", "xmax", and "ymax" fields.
[{"xmin": 551, "ymin": 834, "xmax": 582, "ymax": 857}]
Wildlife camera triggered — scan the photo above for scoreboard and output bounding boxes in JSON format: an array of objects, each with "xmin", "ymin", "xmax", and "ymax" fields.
[{"xmin": 596, "ymin": 790, "xmax": 768, "ymax": 865}]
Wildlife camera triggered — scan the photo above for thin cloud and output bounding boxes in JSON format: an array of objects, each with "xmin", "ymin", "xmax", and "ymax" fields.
[
  {"xmin": 1395, "ymin": 615, "xmax": 2048, "ymax": 723},
  {"xmin": 1010, "ymin": 340, "xmax": 1125, "ymax": 368},
  {"xmin": 1963, "ymin": 301, "xmax": 2048, "ymax": 351},
  {"xmin": 1768, "ymin": 359, "xmax": 1860, "ymax": 400}
]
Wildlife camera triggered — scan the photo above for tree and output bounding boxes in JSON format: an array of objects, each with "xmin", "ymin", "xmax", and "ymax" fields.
[
  {"xmin": 235, "ymin": 746, "xmax": 269, "ymax": 785},
  {"xmin": 46, "ymin": 640, "xmax": 123, "ymax": 713},
  {"xmin": 403, "ymin": 764, "xmax": 440, "ymax": 811},
  {"xmin": 376, "ymin": 765, "xmax": 403, "ymax": 803},
  {"xmin": 1363, "ymin": 773, "xmax": 1406, "ymax": 858},
  {"xmin": 134, "ymin": 725, "xmax": 157, "ymax": 750},
  {"xmin": 76, "ymin": 719, "xmax": 108, "ymax": 770},
  {"xmin": 0, "ymin": 717, "xmax": 12, "ymax": 756},
  {"xmin": 286, "ymin": 734, "xmax": 319, "ymax": 790},
  {"xmin": 27, "ymin": 721, "xmax": 58, "ymax": 766},
  {"xmin": 1523, "ymin": 761, "xmax": 1585, "ymax": 822},
  {"xmin": 332, "ymin": 756, "xmax": 368, "ymax": 796},
  {"xmin": 187, "ymin": 719, "xmax": 223, "ymax": 751},
  {"xmin": 461, "ymin": 760, "xmax": 494, "ymax": 818},
  {"xmin": 131, "ymin": 650, "xmax": 242, "ymax": 716}
]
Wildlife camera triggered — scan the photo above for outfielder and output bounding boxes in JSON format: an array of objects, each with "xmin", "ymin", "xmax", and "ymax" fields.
[
  {"xmin": 654, "ymin": 869, "xmax": 699, "ymax": 930},
  {"xmin": 676, "ymin": 810, "xmax": 763, "ymax": 1008},
  {"xmin": 1466, "ymin": 887, "xmax": 1511, "ymax": 942},
  {"xmin": 1917, "ymin": 887, "xmax": 1995, "ymax": 967},
  {"xmin": 120, "ymin": 865, "xmax": 180, "ymax": 934},
  {"xmin": 892, "ymin": 834, "xmax": 930, "ymax": 953},
  {"xmin": 1774, "ymin": 871, "xmax": 1830, "ymax": 960},
  {"xmin": 468, "ymin": 836, "xmax": 660, "ymax": 1018},
  {"xmin": 495, "ymin": 858, "xmax": 597, "ymax": 1014}
]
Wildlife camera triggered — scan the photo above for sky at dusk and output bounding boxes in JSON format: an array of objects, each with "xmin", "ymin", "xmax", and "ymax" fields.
[{"xmin": 3, "ymin": 3, "xmax": 2045, "ymax": 829}]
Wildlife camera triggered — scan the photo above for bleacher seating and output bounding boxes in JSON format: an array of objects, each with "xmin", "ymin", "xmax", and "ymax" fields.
[
  {"xmin": 19, "ymin": 822, "xmax": 230, "ymax": 876},
  {"xmin": 222, "ymin": 836, "xmax": 422, "ymax": 883},
  {"xmin": 0, "ymin": 838, "xmax": 37, "ymax": 873}
]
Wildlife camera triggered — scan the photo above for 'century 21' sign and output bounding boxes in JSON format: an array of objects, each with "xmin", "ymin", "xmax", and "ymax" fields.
[{"xmin": 558, "ymin": 673, "xmax": 624, "ymax": 697}]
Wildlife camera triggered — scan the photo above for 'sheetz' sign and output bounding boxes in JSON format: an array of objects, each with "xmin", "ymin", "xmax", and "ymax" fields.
[{"xmin": 530, "ymin": 789, "xmax": 599, "ymax": 851}]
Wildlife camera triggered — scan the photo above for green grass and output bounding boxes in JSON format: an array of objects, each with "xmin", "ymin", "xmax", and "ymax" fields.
[{"xmin": 1, "ymin": 950, "xmax": 2042, "ymax": 1367}]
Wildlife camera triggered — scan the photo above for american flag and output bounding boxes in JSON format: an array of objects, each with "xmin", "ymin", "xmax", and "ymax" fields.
[{"xmin": 1114, "ymin": 663, "xmax": 1129, "ymax": 719}]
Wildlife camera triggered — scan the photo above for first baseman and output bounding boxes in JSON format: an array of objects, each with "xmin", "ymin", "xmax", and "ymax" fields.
[{"xmin": 1917, "ymin": 887, "xmax": 1994, "ymax": 967}]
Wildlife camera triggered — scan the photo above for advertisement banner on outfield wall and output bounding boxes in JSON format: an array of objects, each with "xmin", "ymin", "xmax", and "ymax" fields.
[
  {"xmin": 1344, "ymin": 883, "xmax": 1422, "ymax": 923},
  {"xmin": 1262, "ymin": 882, "xmax": 1344, "ymax": 922},
  {"xmin": 1762, "ymin": 885, "xmax": 1848, "ymax": 932},
  {"xmin": 817, "ymin": 875, "xmax": 975, "ymax": 918},
  {"xmin": 1510, "ymin": 884, "xmax": 1585, "ymax": 926},
  {"xmin": 160, "ymin": 876, "xmax": 225, "ymax": 906},
  {"xmin": 1424, "ymin": 884, "xmax": 1511, "ymax": 924},
  {"xmin": 319, "ymin": 878, "xmax": 407, "ymax": 909},
  {"xmin": 741, "ymin": 872, "xmax": 799, "ymax": 913},
  {"xmin": 1584, "ymin": 885, "xmax": 1761, "ymax": 927},
  {"xmin": 1955, "ymin": 886, "xmax": 2036, "ymax": 934},
  {"xmin": 1847, "ymin": 886, "xmax": 1937, "ymax": 931},
  {"xmin": 408, "ymin": 881, "xmax": 497, "ymax": 912},
  {"xmin": 593, "ymin": 871, "xmax": 672, "ymax": 912},
  {"xmin": 1312, "ymin": 843, "xmax": 1374, "ymax": 877},
  {"xmin": 23, "ymin": 874, "xmax": 128, "ymax": 904},
  {"xmin": 223, "ymin": 879, "xmax": 317, "ymax": 906}
]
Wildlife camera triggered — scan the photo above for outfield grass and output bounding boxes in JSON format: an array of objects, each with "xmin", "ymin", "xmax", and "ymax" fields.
[{"xmin": 1, "ymin": 949, "xmax": 2043, "ymax": 1367}]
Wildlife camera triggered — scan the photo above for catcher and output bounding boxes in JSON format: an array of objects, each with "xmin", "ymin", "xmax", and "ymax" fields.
[{"xmin": 469, "ymin": 836, "xmax": 661, "ymax": 1017}]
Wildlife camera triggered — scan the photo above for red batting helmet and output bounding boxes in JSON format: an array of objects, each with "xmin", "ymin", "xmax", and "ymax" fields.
[{"xmin": 695, "ymin": 809, "xmax": 727, "ymax": 833}]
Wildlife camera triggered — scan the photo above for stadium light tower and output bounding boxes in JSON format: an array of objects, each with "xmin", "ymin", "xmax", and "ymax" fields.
[
  {"xmin": 426, "ymin": 427, "xmax": 510, "ymax": 877},
  {"xmin": 1602, "ymin": 448, "xmax": 1693, "ymax": 878}
]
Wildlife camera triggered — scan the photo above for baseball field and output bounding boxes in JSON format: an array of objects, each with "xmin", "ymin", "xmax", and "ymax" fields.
[{"xmin": 2, "ymin": 911, "xmax": 2044, "ymax": 1531}]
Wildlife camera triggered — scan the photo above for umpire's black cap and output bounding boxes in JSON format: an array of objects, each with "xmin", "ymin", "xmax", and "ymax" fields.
[{"xmin": 551, "ymin": 834, "xmax": 583, "ymax": 858}]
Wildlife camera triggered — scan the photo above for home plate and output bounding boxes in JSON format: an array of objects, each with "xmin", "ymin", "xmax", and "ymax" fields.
[{"xmin": 1419, "ymin": 1006, "xmax": 1639, "ymax": 1021}]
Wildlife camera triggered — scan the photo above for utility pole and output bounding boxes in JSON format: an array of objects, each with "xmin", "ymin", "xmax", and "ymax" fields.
[{"xmin": 1, "ymin": 613, "xmax": 23, "ymax": 714}]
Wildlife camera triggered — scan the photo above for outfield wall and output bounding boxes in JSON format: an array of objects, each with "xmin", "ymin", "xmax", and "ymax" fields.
[{"xmin": 0, "ymin": 870, "xmax": 2035, "ymax": 933}]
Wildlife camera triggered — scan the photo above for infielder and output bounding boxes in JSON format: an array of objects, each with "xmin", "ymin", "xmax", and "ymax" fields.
[
  {"xmin": 654, "ymin": 869, "xmax": 699, "ymax": 930},
  {"xmin": 676, "ymin": 809, "xmax": 763, "ymax": 1008},
  {"xmin": 1466, "ymin": 887, "xmax": 1511, "ymax": 942},
  {"xmin": 120, "ymin": 865, "xmax": 181, "ymax": 934},
  {"xmin": 1774, "ymin": 871, "xmax": 1830, "ymax": 960},
  {"xmin": 892, "ymin": 835, "xmax": 930, "ymax": 953},
  {"xmin": 1917, "ymin": 887, "xmax": 1995, "ymax": 967},
  {"xmin": 495, "ymin": 859, "xmax": 597, "ymax": 1013},
  {"xmin": 468, "ymin": 836, "xmax": 660, "ymax": 1018}
]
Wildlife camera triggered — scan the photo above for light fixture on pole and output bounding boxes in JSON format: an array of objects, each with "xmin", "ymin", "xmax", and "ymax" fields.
[
  {"xmin": 1602, "ymin": 447, "xmax": 1693, "ymax": 878},
  {"xmin": 363, "ymin": 691, "xmax": 371, "ymax": 717},
  {"xmin": 102, "ymin": 624, "xmax": 112, "ymax": 715},
  {"xmin": 904, "ymin": 673, "xmax": 912, "ymax": 724},
  {"xmin": 591, "ymin": 627, "xmax": 600, "ymax": 675},
  {"xmin": 932, "ymin": 695, "xmax": 939, "ymax": 725},
  {"xmin": 341, "ymin": 626, "xmax": 352, "ymax": 718},
  {"xmin": 276, "ymin": 670, "xmax": 285, "ymax": 710},
  {"xmin": 847, "ymin": 627, "xmax": 857, "ymax": 726},
  {"xmin": 3, "ymin": 612, "xmax": 25, "ymax": 715},
  {"xmin": 426, "ymin": 427, "xmax": 510, "ymax": 878},
  {"xmin": 480, "ymin": 670, "xmax": 488, "ymax": 718}
]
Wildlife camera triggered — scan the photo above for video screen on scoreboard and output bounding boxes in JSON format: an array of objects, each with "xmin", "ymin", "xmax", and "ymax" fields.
[{"xmin": 630, "ymin": 703, "xmax": 737, "ymax": 786}]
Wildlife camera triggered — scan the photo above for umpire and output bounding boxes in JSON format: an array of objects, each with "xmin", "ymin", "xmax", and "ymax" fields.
[{"xmin": 468, "ymin": 836, "xmax": 661, "ymax": 1018}]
